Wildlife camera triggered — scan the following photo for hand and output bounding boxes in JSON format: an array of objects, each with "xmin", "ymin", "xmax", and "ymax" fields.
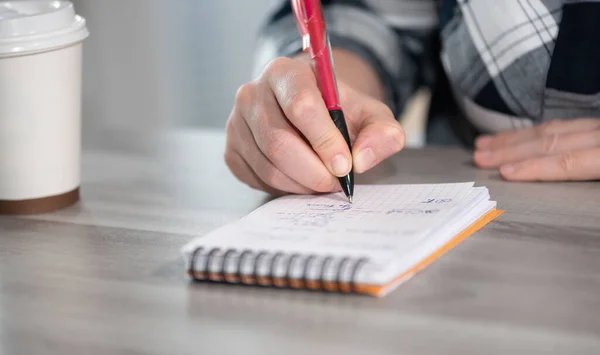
[
  {"xmin": 224, "ymin": 57, "xmax": 405, "ymax": 195},
  {"xmin": 473, "ymin": 118, "xmax": 600, "ymax": 181}
]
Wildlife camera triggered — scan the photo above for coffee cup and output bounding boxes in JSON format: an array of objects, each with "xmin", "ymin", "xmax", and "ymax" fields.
[{"xmin": 0, "ymin": 1, "xmax": 89, "ymax": 214}]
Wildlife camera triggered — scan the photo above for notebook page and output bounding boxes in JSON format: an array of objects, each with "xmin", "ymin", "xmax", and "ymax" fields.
[
  {"xmin": 182, "ymin": 182, "xmax": 478, "ymax": 262},
  {"xmin": 373, "ymin": 187, "xmax": 496, "ymax": 287},
  {"xmin": 374, "ymin": 186, "xmax": 490, "ymax": 264}
]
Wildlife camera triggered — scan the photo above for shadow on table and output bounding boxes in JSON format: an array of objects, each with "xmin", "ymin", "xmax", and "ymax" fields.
[{"xmin": 183, "ymin": 280, "xmax": 377, "ymax": 326}]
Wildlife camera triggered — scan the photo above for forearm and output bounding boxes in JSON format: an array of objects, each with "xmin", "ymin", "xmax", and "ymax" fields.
[{"xmin": 332, "ymin": 48, "xmax": 386, "ymax": 101}]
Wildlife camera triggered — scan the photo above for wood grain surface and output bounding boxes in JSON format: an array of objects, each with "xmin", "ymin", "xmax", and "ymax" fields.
[{"xmin": 1, "ymin": 129, "xmax": 599, "ymax": 355}]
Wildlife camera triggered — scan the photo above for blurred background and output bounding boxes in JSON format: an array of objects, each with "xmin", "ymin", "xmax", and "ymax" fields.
[
  {"xmin": 69, "ymin": 0, "xmax": 427, "ymax": 147},
  {"xmin": 70, "ymin": 0, "xmax": 272, "ymax": 137}
]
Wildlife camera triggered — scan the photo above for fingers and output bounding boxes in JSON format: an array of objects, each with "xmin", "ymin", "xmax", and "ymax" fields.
[
  {"xmin": 350, "ymin": 99, "xmax": 405, "ymax": 173},
  {"xmin": 476, "ymin": 118, "xmax": 600, "ymax": 150},
  {"xmin": 265, "ymin": 58, "xmax": 352, "ymax": 177},
  {"xmin": 500, "ymin": 148, "xmax": 600, "ymax": 181},
  {"xmin": 236, "ymin": 80, "xmax": 338, "ymax": 193},
  {"xmin": 225, "ymin": 119, "xmax": 278, "ymax": 194},
  {"xmin": 474, "ymin": 129, "xmax": 600, "ymax": 168},
  {"xmin": 225, "ymin": 55, "xmax": 406, "ymax": 194},
  {"xmin": 224, "ymin": 149, "xmax": 285, "ymax": 196},
  {"xmin": 226, "ymin": 114, "xmax": 315, "ymax": 195}
]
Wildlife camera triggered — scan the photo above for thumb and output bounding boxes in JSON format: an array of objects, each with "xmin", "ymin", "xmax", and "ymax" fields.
[{"xmin": 349, "ymin": 98, "xmax": 405, "ymax": 173}]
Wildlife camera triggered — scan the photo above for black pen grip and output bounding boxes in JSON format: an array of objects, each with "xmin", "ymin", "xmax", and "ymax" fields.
[
  {"xmin": 329, "ymin": 109, "xmax": 354, "ymax": 200},
  {"xmin": 329, "ymin": 109, "xmax": 352, "ymax": 151}
]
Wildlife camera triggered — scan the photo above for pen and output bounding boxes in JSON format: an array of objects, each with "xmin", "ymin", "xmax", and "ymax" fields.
[{"xmin": 291, "ymin": 0, "xmax": 354, "ymax": 203}]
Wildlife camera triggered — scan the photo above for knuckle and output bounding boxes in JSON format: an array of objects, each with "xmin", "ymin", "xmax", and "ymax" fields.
[
  {"xmin": 312, "ymin": 130, "xmax": 339, "ymax": 153},
  {"xmin": 288, "ymin": 90, "xmax": 318, "ymax": 121},
  {"xmin": 226, "ymin": 115, "xmax": 249, "ymax": 153},
  {"xmin": 249, "ymin": 99, "xmax": 266, "ymax": 126},
  {"xmin": 263, "ymin": 166, "xmax": 285, "ymax": 188},
  {"xmin": 224, "ymin": 149, "xmax": 236, "ymax": 170},
  {"xmin": 264, "ymin": 131, "xmax": 288, "ymax": 162},
  {"xmin": 264, "ymin": 57, "xmax": 294, "ymax": 76},
  {"xmin": 235, "ymin": 82, "xmax": 256, "ymax": 108},
  {"xmin": 541, "ymin": 133, "xmax": 559, "ymax": 154},
  {"xmin": 224, "ymin": 126, "xmax": 238, "ymax": 162},
  {"xmin": 225, "ymin": 116, "xmax": 235, "ymax": 136},
  {"xmin": 255, "ymin": 114, "xmax": 272, "ymax": 145},
  {"xmin": 558, "ymin": 152, "xmax": 576, "ymax": 172},
  {"xmin": 378, "ymin": 103, "xmax": 396, "ymax": 120},
  {"xmin": 384, "ymin": 123, "xmax": 406, "ymax": 150}
]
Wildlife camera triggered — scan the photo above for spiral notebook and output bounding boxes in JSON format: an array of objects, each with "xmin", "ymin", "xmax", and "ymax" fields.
[{"xmin": 181, "ymin": 182, "xmax": 502, "ymax": 297}]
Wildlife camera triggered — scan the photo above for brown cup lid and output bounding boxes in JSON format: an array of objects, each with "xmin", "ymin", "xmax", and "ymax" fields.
[{"xmin": 0, "ymin": 187, "xmax": 79, "ymax": 215}]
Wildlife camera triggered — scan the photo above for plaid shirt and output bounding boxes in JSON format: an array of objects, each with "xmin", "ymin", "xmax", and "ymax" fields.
[{"xmin": 253, "ymin": 0, "xmax": 600, "ymax": 146}]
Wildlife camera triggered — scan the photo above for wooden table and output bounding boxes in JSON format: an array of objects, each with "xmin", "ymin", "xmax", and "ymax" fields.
[{"xmin": 2, "ymin": 129, "xmax": 600, "ymax": 355}]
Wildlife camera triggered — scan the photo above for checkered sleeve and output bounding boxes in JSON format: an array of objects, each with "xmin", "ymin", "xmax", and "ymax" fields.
[
  {"xmin": 438, "ymin": 0, "xmax": 600, "ymax": 131},
  {"xmin": 252, "ymin": 0, "xmax": 439, "ymax": 119}
]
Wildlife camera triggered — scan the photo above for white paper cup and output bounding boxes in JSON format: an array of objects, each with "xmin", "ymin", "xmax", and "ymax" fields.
[{"xmin": 0, "ymin": 1, "xmax": 89, "ymax": 214}]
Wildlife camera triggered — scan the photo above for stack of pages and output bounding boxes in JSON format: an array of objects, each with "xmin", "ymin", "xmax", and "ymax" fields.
[{"xmin": 181, "ymin": 182, "xmax": 502, "ymax": 297}]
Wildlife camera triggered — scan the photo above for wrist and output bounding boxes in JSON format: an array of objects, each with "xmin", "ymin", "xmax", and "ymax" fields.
[
  {"xmin": 293, "ymin": 48, "xmax": 385, "ymax": 102},
  {"xmin": 332, "ymin": 48, "xmax": 385, "ymax": 102}
]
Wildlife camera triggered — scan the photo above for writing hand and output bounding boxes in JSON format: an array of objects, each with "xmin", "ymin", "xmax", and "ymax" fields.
[
  {"xmin": 474, "ymin": 118, "xmax": 600, "ymax": 181},
  {"xmin": 224, "ymin": 57, "xmax": 405, "ymax": 196}
]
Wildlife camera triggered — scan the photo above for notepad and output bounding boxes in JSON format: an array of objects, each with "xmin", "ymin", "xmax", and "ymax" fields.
[{"xmin": 181, "ymin": 182, "xmax": 502, "ymax": 297}]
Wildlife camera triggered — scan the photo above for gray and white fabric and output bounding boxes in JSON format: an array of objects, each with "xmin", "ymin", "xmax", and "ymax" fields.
[{"xmin": 253, "ymin": 0, "xmax": 600, "ymax": 146}]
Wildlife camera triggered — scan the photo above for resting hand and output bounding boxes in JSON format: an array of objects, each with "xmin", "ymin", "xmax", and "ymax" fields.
[{"xmin": 474, "ymin": 118, "xmax": 600, "ymax": 181}]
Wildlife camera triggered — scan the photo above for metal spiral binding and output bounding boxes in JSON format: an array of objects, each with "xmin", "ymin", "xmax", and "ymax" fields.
[{"xmin": 188, "ymin": 247, "xmax": 368, "ymax": 293}]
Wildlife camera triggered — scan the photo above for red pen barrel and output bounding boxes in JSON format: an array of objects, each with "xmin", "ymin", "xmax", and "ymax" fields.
[
  {"xmin": 292, "ymin": 0, "xmax": 354, "ymax": 202},
  {"xmin": 302, "ymin": 0, "xmax": 340, "ymax": 111}
]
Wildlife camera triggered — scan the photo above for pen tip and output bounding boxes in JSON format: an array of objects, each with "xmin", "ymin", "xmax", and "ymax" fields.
[{"xmin": 348, "ymin": 195, "xmax": 353, "ymax": 204}]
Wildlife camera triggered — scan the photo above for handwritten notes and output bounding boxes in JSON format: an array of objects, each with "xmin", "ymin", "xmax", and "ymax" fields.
[
  {"xmin": 181, "ymin": 182, "xmax": 500, "ymax": 293},
  {"xmin": 183, "ymin": 183, "xmax": 492, "ymax": 261}
]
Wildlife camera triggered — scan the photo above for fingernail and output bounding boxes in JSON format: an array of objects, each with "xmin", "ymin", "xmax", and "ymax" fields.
[
  {"xmin": 331, "ymin": 154, "xmax": 350, "ymax": 176},
  {"xmin": 501, "ymin": 164, "xmax": 516, "ymax": 175},
  {"xmin": 355, "ymin": 147, "xmax": 376, "ymax": 173},
  {"xmin": 476, "ymin": 135, "xmax": 493, "ymax": 148}
]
